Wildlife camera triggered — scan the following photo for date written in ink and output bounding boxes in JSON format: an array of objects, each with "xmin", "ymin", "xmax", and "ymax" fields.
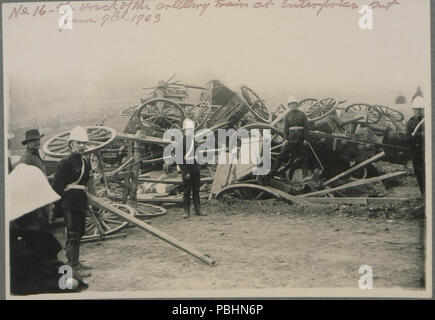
[{"xmin": 101, "ymin": 11, "xmax": 161, "ymax": 26}]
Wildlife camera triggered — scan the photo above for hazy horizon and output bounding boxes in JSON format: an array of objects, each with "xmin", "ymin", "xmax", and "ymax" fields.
[{"xmin": 3, "ymin": 0, "xmax": 431, "ymax": 124}]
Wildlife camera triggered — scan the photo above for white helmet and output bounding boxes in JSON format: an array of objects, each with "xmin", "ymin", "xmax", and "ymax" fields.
[
  {"xmin": 7, "ymin": 164, "xmax": 60, "ymax": 222},
  {"xmin": 412, "ymin": 96, "xmax": 425, "ymax": 109},
  {"xmin": 182, "ymin": 118, "xmax": 195, "ymax": 131},
  {"xmin": 287, "ymin": 96, "xmax": 298, "ymax": 106},
  {"xmin": 68, "ymin": 126, "xmax": 89, "ymax": 143}
]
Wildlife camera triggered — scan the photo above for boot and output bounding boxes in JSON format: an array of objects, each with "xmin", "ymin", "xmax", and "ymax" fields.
[
  {"xmin": 72, "ymin": 266, "xmax": 92, "ymax": 278},
  {"xmin": 78, "ymin": 261, "xmax": 93, "ymax": 271},
  {"xmin": 195, "ymin": 207, "xmax": 207, "ymax": 216},
  {"xmin": 67, "ymin": 242, "xmax": 92, "ymax": 278},
  {"xmin": 183, "ymin": 208, "xmax": 190, "ymax": 219},
  {"xmin": 266, "ymin": 160, "xmax": 282, "ymax": 182}
]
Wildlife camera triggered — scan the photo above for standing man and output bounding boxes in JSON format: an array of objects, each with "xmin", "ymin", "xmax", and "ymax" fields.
[
  {"xmin": 19, "ymin": 129, "xmax": 47, "ymax": 175},
  {"xmin": 19, "ymin": 129, "xmax": 52, "ymax": 227},
  {"xmin": 177, "ymin": 118, "xmax": 206, "ymax": 218},
  {"xmin": 268, "ymin": 96, "xmax": 309, "ymax": 179},
  {"xmin": 406, "ymin": 96, "xmax": 425, "ymax": 197},
  {"xmin": 52, "ymin": 126, "xmax": 95, "ymax": 277}
]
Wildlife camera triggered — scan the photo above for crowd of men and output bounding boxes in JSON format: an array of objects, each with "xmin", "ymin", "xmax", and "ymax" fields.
[{"xmin": 7, "ymin": 90, "xmax": 427, "ymax": 295}]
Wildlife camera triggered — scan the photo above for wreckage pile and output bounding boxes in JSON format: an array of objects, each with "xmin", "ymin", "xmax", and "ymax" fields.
[{"xmin": 39, "ymin": 76, "xmax": 412, "ymax": 255}]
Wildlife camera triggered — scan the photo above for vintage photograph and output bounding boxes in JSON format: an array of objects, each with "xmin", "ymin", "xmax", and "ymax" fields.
[{"xmin": 2, "ymin": 0, "xmax": 432, "ymax": 298}]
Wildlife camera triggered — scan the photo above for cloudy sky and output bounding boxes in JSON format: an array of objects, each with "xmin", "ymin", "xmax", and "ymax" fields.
[{"xmin": 2, "ymin": 0, "xmax": 431, "ymax": 122}]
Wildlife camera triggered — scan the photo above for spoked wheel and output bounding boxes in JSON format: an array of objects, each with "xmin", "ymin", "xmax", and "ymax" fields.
[
  {"xmin": 135, "ymin": 203, "xmax": 167, "ymax": 219},
  {"xmin": 373, "ymin": 105, "xmax": 404, "ymax": 123},
  {"xmin": 42, "ymin": 126, "xmax": 117, "ymax": 158},
  {"xmin": 137, "ymin": 98, "xmax": 185, "ymax": 131},
  {"xmin": 296, "ymin": 98, "xmax": 317, "ymax": 114},
  {"xmin": 305, "ymin": 98, "xmax": 337, "ymax": 121},
  {"xmin": 184, "ymin": 100, "xmax": 212, "ymax": 129},
  {"xmin": 345, "ymin": 103, "xmax": 382, "ymax": 124},
  {"xmin": 239, "ymin": 86, "xmax": 272, "ymax": 123},
  {"xmin": 119, "ymin": 105, "xmax": 137, "ymax": 116},
  {"xmin": 82, "ymin": 203, "xmax": 135, "ymax": 242}
]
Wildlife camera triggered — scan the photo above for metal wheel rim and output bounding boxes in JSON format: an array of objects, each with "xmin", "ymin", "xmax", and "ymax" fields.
[
  {"xmin": 240, "ymin": 86, "xmax": 272, "ymax": 123},
  {"xmin": 42, "ymin": 126, "xmax": 117, "ymax": 158},
  {"xmin": 137, "ymin": 98, "xmax": 186, "ymax": 131}
]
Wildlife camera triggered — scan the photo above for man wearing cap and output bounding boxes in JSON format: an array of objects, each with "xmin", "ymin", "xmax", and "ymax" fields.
[
  {"xmin": 18, "ymin": 129, "xmax": 47, "ymax": 175},
  {"xmin": 406, "ymin": 96, "xmax": 425, "ymax": 197},
  {"xmin": 268, "ymin": 96, "xmax": 309, "ymax": 180},
  {"xmin": 176, "ymin": 118, "xmax": 206, "ymax": 218},
  {"xmin": 9, "ymin": 164, "xmax": 88, "ymax": 294},
  {"xmin": 52, "ymin": 126, "xmax": 95, "ymax": 277},
  {"xmin": 18, "ymin": 129, "xmax": 52, "ymax": 227}
]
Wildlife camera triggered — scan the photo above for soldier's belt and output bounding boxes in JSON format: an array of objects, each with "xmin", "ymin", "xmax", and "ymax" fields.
[
  {"xmin": 288, "ymin": 126, "xmax": 303, "ymax": 130},
  {"xmin": 64, "ymin": 184, "xmax": 87, "ymax": 192}
]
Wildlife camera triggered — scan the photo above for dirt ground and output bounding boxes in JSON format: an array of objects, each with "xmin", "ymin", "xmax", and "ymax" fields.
[{"xmin": 52, "ymin": 174, "xmax": 427, "ymax": 294}]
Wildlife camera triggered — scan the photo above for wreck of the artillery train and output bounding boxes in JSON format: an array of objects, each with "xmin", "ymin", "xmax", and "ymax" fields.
[{"xmin": 14, "ymin": 76, "xmax": 412, "ymax": 265}]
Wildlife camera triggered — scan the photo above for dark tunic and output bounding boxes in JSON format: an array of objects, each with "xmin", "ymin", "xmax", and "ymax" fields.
[
  {"xmin": 278, "ymin": 109, "xmax": 309, "ymax": 162},
  {"xmin": 283, "ymin": 109, "xmax": 309, "ymax": 143},
  {"xmin": 176, "ymin": 134, "xmax": 200, "ymax": 175},
  {"xmin": 406, "ymin": 114, "xmax": 424, "ymax": 158},
  {"xmin": 406, "ymin": 114, "xmax": 425, "ymax": 195},
  {"xmin": 52, "ymin": 153, "xmax": 91, "ymax": 213},
  {"xmin": 19, "ymin": 149, "xmax": 47, "ymax": 176},
  {"xmin": 175, "ymin": 134, "xmax": 201, "ymax": 212}
]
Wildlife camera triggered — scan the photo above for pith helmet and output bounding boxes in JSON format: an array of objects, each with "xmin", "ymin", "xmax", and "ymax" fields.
[
  {"xmin": 182, "ymin": 118, "xmax": 195, "ymax": 131},
  {"xmin": 7, "ymin": 164, "xmax": 60, "ymax": 222},
  {"xmin": 412, "ymin": 96, "xmax": 425, "ymax": 109},
  {"xmin": 68, "ymin": 126, "xmax": 89, "ymax": 143}
]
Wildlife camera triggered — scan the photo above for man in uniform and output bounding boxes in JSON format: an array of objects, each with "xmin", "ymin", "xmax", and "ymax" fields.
[
  {"xmin": 9, "ymin": 164, "xmax": 88, "ymax": 294},
  {"xmin": 268, "ymin": 96, "xmax": 309, "ymax": 180},
  {"xmin": 52, "ymin": 126, "xmax": 95, "ymax": 277},
  {"xmin": 406, "ymin": 96, "xmax": 425, "ymax": 197},
  {"xmin": 19, "ymin": 129, "xmax": 47, "ymax": 175},
  {"xmin": 177, "ymin": 118, "xmax": 206, "ymax": 218}
]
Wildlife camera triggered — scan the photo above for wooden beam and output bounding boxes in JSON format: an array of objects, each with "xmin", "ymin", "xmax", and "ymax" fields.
[
  {"xmin": 87, "ymin": 194, "xmax": 216, "ymax": 266},
  {"xmin": 300, "ymin": 171, "xmax": 406, "ymax": 198},
  {"xmin": 303, "ymin": 197, "xmax": 409, "ymax": 205},
  {"xmin": 323, "ymin": 151, "xmax": 386, "ymax": 186}
]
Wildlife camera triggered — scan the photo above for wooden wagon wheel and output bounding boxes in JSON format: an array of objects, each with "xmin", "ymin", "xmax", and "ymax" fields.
[
  {"xmin": 373, "ymin": 105, "xmax": 404, "ymax": 123},
  {"xmin": 296, "ymin": 98, "xmax": 317, "ymax": 114},
  {"xmin": 134, "ymin": 203, "xmax": 167, "ymax": 219},
  {"xmin": 137, "ymin": 98, "xmax": 185, "ymax": 131},
  {"xmin": 305, "ymin": 98, "xmax": 338, "ymax": 121},
  {"xmin": 42, "ymin": 126, "xmax": 117, "ymax": 158},
  {"xmin": 82, "ymin": 203, "xmax": 135, "ymax": 242},
  {"xmin": 119, "ymin": 105, "xmax": 137, "ymax": 116},
  {"xmin": 184, "ymin": 100, "xmax": 212, "ymax": 129},
  {"xmin": 239, "ymin": 86, "xmax": 272, "ymax": 123},
  {"xmin": 345, "ymin": 103, "xmax": 381, "ymax": 124}
]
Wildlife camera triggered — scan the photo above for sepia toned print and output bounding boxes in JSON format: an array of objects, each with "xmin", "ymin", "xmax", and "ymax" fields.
[{"xmin": 2, "ymin": 0, "xmax": 432, "ymax": 298}]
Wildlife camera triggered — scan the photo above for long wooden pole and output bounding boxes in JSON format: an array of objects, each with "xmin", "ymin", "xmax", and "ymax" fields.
[
  {"xmin": 323, "ymin": 151, "xmax": 385, "ymax": 186},
  {"xmin": 87, "ymin": 193, "xmax": 216, "ymax": 267},
  {"xmin": 301, "ymin": 171, "xmax": 406, "ymax": 198}
]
